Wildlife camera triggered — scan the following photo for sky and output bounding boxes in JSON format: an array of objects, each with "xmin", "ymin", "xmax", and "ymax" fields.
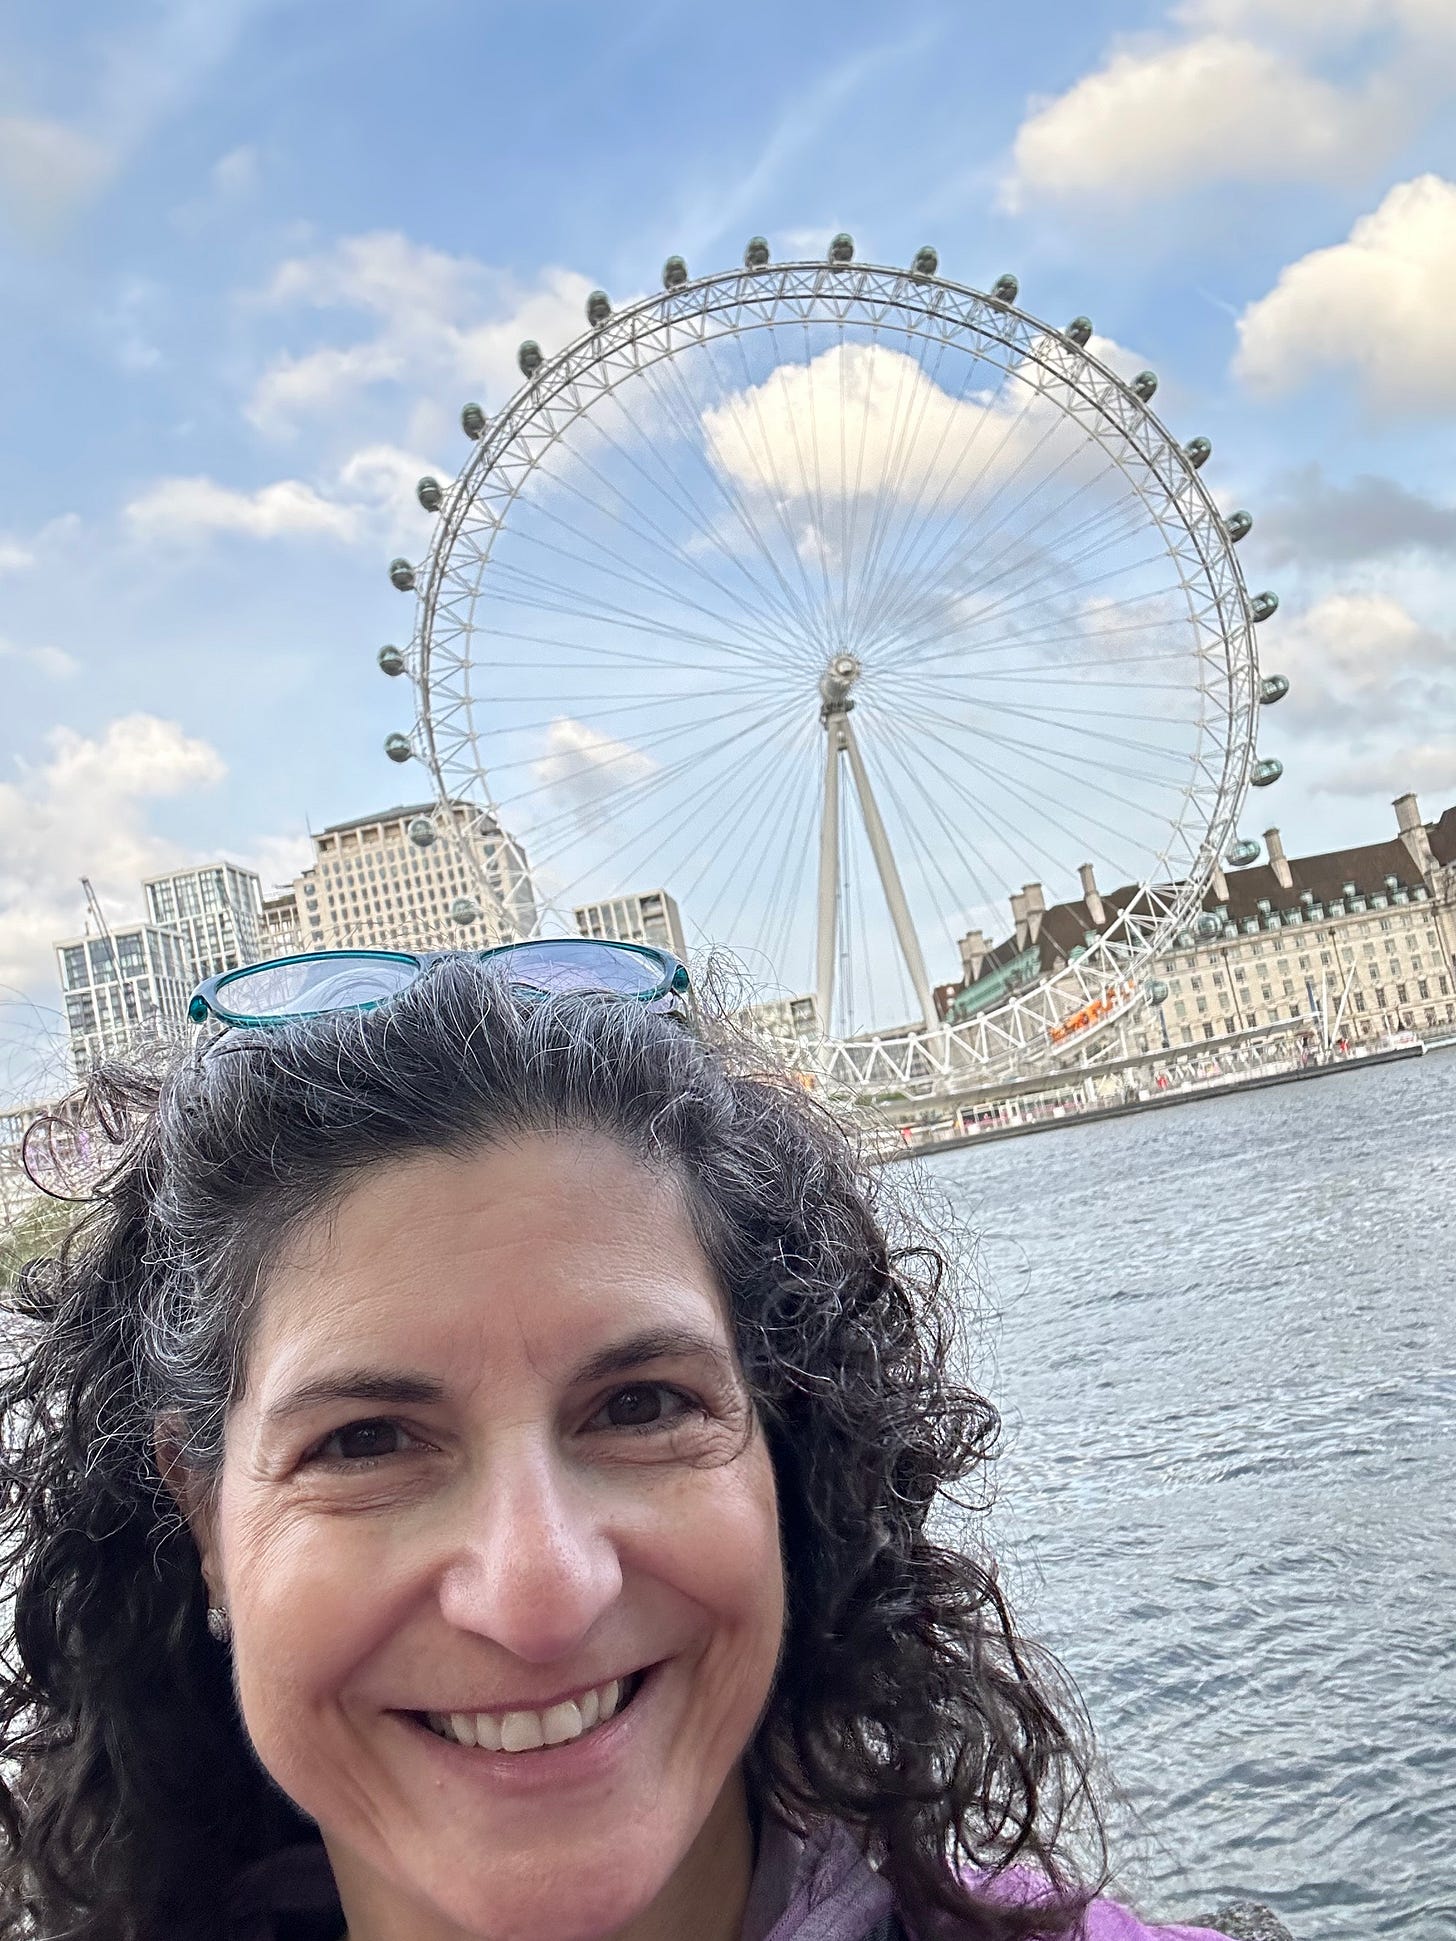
[{"xmin": 2, "ymin": 0, "xmax": 1455, "ymax": 1098}]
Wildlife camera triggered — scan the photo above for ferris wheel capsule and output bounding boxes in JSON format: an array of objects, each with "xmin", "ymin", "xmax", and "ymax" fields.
[
  {"xmin": 827, "ymin": 233, "xmax": 854, "ymax": 264},
  {"xmin": 388, "ymin": 557, "xmax": 415, "ymax": 591},
  {"xmin": 461, "ymin": 402, "xmax": 487, "ymax": 439},
  {"xmin": 450, "ymin": 895, "xmax": 480, "ymax": 926},
  {"xmin": 377, "ymin": 644, "xmax": 406, "ymax": 677},
  {"xmin": 416, "ymin": 476, "xmax": 443, "ymax": 513},
  {"xmin": 990, "ymin": 272, "xmax": 1018, "ymax": 304},
  {"xmin": 1185, "ymin": 436, "xmax": 1212, "ymax": 469},
  {"xmin": 662, "ymin": 256, "xmax": 688, "ymax": 288},
  {"xmin": 911, "ymin": 245, "xmax": 938, "ymax": 276},
  {"xmin": 1259, "ymin": 673, "xmax": 1289, "ymax": 705},
  {"xmin": 1225, "ymin": 510, "xmax": 1253, "ymax": 543},
  {"xmin": 1195, "ymin": 912, "xmax": 1222, "ymax": 939},
  {"xmin": 383, "ymin": 733, "xmax": 413, "ymax": 764},
  {"xmin": 1226, "ymin": 837, "xmax": 1261, "ymax": 867},
  {"xmin": 744, "ymin": 236, "xmax": 770, "ymax": 269},
  {"xmin": 1251, "ymin": 590, "xmax": 1279, "ymax": 622},
  {"xmin": 1064, "ymin": 316, "xmax": 1093, "ymax": 345},
  {"xmin": 518, "ymin": 340, "xmax": 543, "ymax": 378},
  {"xmin": 586, "ymin": 290, "xmax": 612, "ymax": 325},
  {"xmin": 1251, "ymin": 757, "xmax": 1283, "ymax": 787},
  {"xmin": 1130, "ymin": 370, "xmax": 1158, "ymax": 402},
  {"xmin": 408, "ymin": 816, "xmax": 436, "ymax": 848},
  {"xmin": 1147, "ymin": 978, "xmax": 1170, "ymax": 1005}
]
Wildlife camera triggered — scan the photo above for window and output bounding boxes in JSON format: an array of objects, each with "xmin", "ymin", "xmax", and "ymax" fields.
[
  {"xmin": 1196, "ymin": 996, "xmax": 1208, "ymax": 1013},
  {"xmin": 1202, "ymin": 1022, "xmax": 1215, "ymax": 1040},
  {"xmin": 61, "ymin": 945, "xmax": 89, "ymax": 989},
  {"xmin": 1397, "ymin": 983, "xmax": 1409, "ymax": 1003},
  {"xmin": 1261, "ymin": 985, "xmax": 1273, "ymax": 1001},
  {"xmin": 1418, "ymin": 979, "xmax": 1429, "ymax": 999}
]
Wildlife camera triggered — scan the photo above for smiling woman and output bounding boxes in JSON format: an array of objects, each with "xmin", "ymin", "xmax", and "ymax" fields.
[{"xmin": 0, "ymin": 957, "xmax": 1229, "ymax": 1941}]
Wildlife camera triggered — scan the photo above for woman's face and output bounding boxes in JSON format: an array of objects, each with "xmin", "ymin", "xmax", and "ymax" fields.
[{"xmin": 200, "ymin": 1133, "xmax": 785, "ymax": 1941}]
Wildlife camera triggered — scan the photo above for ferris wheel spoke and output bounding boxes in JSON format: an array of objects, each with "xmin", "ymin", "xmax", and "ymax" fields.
[
  {"xmin": 677, "ymin": 717, "xmax": 819, "ymax": 956},
  {"xmin": 720, "ymin": 325, "xmax": 844, "ymax": 651},
  {"xmin": 482, "ymin": 692, "xmax": 783, "ymax": 807},
  {"xmin": 872, "ymin": 429, "xmax": 1126, "ymax": 648},
  {"xmin": 479, "ymin": 478, "xmax": 807, "ymax": 671},
  {"xmin": 872, "ymin": 487, "xmax": 1151, "ymax": 674},
  {"xmin": 891, "ymin": 569, "xmax": 1198, "ymax": 676},
  {"xmin": 567, "ymin": 375, "xmax": 823, "ymax": 658},
  {"xmin": 635, "ymin": 348, "xmax": 831, "ymax": 654},
  {"xmin": 893, "ymin": 696, "xmax": 1186, "ymax": 827},
  {"xmin": 526, "ymin": 715, "xmax": 804, "ymax": 928},
  {"xmin": 479, "ymin": 552, "xmax": 798, "ymax": 675},
  {"xmin": 508, "ymin": 699, "xmax": 795, "ymax": 868},
  {"xmin": 532, "ymin": 423, "xmax": 815, "ymax": 656},
  {"xmin": 854, "ymin": 363, "xmax": 1100, "ymax": 651},
  {"xmin": 855, "ymin": 716, "xmax": 999, "ymax": 961},
  {"xmin": 837, "ymin": 327, "xmax": 964, "ymax": 650},
  {"xmin": 888, "ymin": 676, "xmax": 1202, "ymax": 738}
]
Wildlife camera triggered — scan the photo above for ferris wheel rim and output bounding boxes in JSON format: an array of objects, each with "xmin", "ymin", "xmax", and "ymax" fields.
[{"xmin": 398, "ymin": 255, "xmax": 1261, "ymax": 1087}]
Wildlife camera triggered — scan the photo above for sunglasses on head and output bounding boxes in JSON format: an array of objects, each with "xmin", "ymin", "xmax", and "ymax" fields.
[{"xmin": 186, "ymin": 940, "xmax": 692, "ymax": 1030}]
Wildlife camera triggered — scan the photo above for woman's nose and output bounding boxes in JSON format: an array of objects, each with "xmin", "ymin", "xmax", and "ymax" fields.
[{"xmin": 435, "ymin": 1449, "xmax": 624, "ymax": 1662}]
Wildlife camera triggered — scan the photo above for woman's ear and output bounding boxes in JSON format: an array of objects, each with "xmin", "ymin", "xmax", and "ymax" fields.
[{"xmin": 153, "ymin": 1413, "xmax": 221, "ymax": 1596}]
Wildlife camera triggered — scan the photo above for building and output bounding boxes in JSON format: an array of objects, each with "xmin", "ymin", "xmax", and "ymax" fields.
[
  {"xmin": 262, "ymin": 888, "xmax": 302, "ymax": 955},
  {"xmin": 573, "ymin": 888, "xmax": 687, "ymax": 961},
  {"xmin": 54, "ymin": 924, "xmax": 195, "ymax": 1075},
  {"xmin": 292, "ymin": 802, "xmax": 535, "ymax": 950},
  {"xmin": 938, "ymin": 792, "xmax": 1456, "ymax": 1054},
  {"xmin": 143, "ymin": 863, "xmax": 264, "ymax": 983}
]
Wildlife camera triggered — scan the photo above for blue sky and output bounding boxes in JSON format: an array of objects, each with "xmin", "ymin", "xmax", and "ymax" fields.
[{"xmin": 2, "ymin": 0, "xmax": 1455, "ymax": 1095}]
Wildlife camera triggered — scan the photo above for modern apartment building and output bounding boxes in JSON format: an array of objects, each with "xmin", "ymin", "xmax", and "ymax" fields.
[
  {"xmin": 938, "ymin": 792, "xmax": 1456, "ymax": 1052},
  {"xmin": 54, "ymin": 924, "xmax": 195, "ymax": 1075},
  {"xmin": 292, "ymin": 802, "xmax": 536, "ymax": 950},
  {"xmin": 143, "ymin": 862, "xmax": 264, "ymax": 982},
  {"xmin": 573, "ymin": 888, "xmax": 687, "ymax": 961}
]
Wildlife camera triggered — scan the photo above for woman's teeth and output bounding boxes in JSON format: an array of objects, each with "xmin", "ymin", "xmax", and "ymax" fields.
[{"xmin": 426, "ymin": 1676, "xmax": 628, "ymax": 1754}]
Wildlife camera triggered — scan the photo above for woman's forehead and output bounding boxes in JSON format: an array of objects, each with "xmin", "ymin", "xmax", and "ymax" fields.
[{"xmin": 246, "ymin": 1133, "xmax": 726, "ymax": 1386}]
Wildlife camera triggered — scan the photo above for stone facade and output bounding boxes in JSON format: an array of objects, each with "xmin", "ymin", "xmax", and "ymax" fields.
[{"xmin": 939, "ymin": 793, "xmax": 1456, "ymax": 1054}]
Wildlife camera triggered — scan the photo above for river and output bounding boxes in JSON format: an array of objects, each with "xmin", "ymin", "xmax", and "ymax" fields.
[{"xmin": 922, "ymin": 1049, "xmax": 1455, "ymax": 1939}]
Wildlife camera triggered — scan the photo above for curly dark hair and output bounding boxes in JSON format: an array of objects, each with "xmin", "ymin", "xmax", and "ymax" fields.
[{"xmin": 0, "ymin": 957, "xmax": 1106, "ymax": 1940}]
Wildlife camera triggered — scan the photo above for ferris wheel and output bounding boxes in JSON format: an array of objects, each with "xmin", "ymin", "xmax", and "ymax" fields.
[{"xmin": 376, "ymin": 237, "xmax": 1286, "ymax": 1096}]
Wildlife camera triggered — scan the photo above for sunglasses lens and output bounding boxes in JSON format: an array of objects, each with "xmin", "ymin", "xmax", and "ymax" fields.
[
  {"xmin": 210, "ymin": 952, "xmax": 419, "ymax": 1022},
  {"xmin": 487, "ymin": 940, "xmax": 672, "ymax": 1000}
]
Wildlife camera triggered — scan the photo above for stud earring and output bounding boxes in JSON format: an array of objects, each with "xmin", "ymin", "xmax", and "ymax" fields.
[{"xmin": 206, "ymin": 1606, "xmax": 231, "ymax": 1643}]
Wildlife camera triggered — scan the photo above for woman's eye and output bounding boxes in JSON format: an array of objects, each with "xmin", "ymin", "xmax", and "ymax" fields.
[
  {"xmin": 593, "ymin": 1384, "xmax": 693, "ymax": 1431},
  {"xmin": 316, "ymin": 1418, "xmax": 413, "ymax": 1463}
]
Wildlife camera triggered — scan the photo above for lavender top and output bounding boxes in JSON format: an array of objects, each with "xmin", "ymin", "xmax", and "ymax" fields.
[{"xmin": 228, "ymin": 1816, "xmax": 1230, "ymax": 1941}]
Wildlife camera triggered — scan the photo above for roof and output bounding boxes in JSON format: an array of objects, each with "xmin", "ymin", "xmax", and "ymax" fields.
[
  {"xmin": 317, "ymin": 802, "xmax": 437, "ymax": 836},
  {"xmin": 936, "ymin": 798, "xmax": 1454, "ymax": 1015}
]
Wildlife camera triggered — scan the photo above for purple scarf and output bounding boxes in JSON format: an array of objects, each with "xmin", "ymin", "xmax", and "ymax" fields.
[{"xmin": 228, "ymin": 1817, "xmax": 1229, "ymax": 1941}]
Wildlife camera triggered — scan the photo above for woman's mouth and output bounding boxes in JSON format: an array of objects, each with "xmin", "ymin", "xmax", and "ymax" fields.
[{"xmin": 415, "ymin": 1670, "xmax": 648, "ymax": 1755}]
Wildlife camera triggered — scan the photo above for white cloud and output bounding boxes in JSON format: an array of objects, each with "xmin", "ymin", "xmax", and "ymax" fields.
[
  {"xmin": 1233, "ymin": 175, "xmax": 1456, "ymax": 410},
  {"xmin": 1176, "ymin": 0, "xmax": 1456, "ymax": 45},
  {"xmin": 1001, "ymin": 35, "xmax": 1391, "ymax": 210},
  {"xmin": 248, "ymin": 232, "xmax": 598, "ymax": 436},
  {"xmin": 1279, "ymin": 590, "xmax": 1448, "ymax": 691},
  {"xmin": 0, "ymin": 537, "xmax": 35, "ymax": 576},
  {"xmin": 0, "ymin": 715, "xmax": 226, "ymax": 995},
  {"xmin": 0, "ymin": 115, "xmax": 112, "ymax": 233},
  {"xmin": 1315, "ymin": 741, "xmax": 1456, "ymax": 798},
  {"xmin": 701, "ymin": 342, "xmax": 1093, "ymax": 508},
  {"xmin": 0, "ymin": 637, "xmax": 77, "ymax": 680},
  {"xmin": 121, "ymin": 440, "xmax": 442, "ymax": 552},
  {"xmin": 124, "ymin": 473, "xmax": 362, "ymax": 544},
  {"xmin": 531, "ymin": 717, "xmax": 658, "ymax": 817}
]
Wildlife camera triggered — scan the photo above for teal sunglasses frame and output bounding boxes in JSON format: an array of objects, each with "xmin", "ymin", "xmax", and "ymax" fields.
[{"xmin": 187, "ymin": 941, "xmax": 692, "ymax": 1029}]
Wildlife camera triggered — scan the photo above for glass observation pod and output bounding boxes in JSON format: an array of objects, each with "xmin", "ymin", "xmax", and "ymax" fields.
[
  {"xmin": 1226, "ymin": 837, "xmax": 1261, "ymax": 867},
  {"xmin": 1259, "ymin": 674, "xmax": 1289, "ymax": 705},
  {"xmin": 1251, "ymin": 758, "xmax": 1283, "ymax": 787}
]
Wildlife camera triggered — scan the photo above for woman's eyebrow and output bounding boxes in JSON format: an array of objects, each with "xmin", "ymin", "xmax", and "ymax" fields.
[
  {"xmin": 262, "ymin": 1370, "xmax": 446, "ymax": 1425},
  {"xmin": 573, "ymin": 1327, "xmax": 734, "ymax": 1386}
]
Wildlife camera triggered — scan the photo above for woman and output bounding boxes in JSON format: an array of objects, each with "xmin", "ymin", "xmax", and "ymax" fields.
[{"xmin": 0, "ymin": 944, "xmax": 1235, "ymax": 1941}]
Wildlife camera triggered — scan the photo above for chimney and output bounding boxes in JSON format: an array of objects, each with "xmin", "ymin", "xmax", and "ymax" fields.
[
  {"xmin": 1022, "ymin": 882, "xmax": 1046, "ymax": 944},
  {"xmin": 1264, "ymin": 826, "xmax": 1293, "ymax": 893},
  {"xmin": 1394, "ymin": 792, "xmax": 1434, "ymax": 876},
  {"xmin": 959, "ymin": 928, "xmax": 987, "ymax": 984},
  {"xmin": 1078, "ymin": 862, "xmax": 1105, "ymax": 929},
  {"xmin": 1211, "ymin": 863, "xmax": 1229, "ymax": 904},
  {"xmin": 1010, "ymin": 890, "xmax": 1029, "ymax": 952}
]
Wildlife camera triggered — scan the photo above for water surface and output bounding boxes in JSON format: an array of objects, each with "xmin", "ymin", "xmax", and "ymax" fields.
[{"xmin": 923, "ymin": 1051, "xmax": 1455, "ymax": 1939}]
